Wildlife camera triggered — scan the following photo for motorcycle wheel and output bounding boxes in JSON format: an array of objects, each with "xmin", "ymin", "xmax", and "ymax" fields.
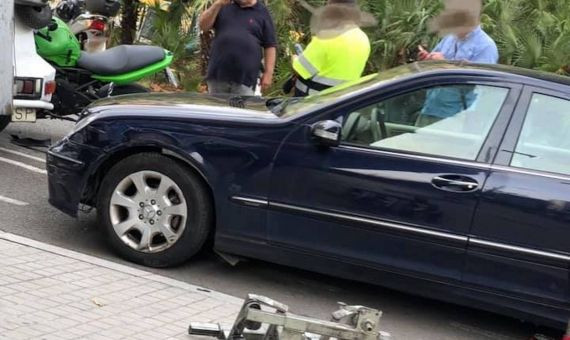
[
  {"xmin": 15, "ymin": 4, "xmax": 53, "ymax": 29},
  {"xmin": 112, "ymin": 84, "xmax": 150, "ymax": 96}
]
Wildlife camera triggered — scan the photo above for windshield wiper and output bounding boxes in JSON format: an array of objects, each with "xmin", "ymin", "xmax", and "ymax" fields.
[
  {"xmin": 270, "ymin": 97, "xmax": 302, "ymax": 115},
  {"xmin": 266, "ymin": 98, "xmax": 285, "ymax": 111},
  {"xmin": 228, "ymin": 96, "xmax": 246, "ymax": 109}
]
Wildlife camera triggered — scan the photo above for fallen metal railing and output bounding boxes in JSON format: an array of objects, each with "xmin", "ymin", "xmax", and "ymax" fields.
[{"xmin": 189, "ymin": 294, "xmax": 391, "ymax": 340}]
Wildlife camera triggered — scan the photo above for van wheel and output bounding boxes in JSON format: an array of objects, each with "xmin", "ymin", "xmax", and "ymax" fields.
[
  {"xmin": 15, "ymin": 5, "xmax": 53, "ymax": 29},
  {"xmin": 0, "ymin": 116, "xmax": 11, "ymax": 133},
  {"xmin": 97, "ymin": 153, "xmax": 213, "ymax": 267}
]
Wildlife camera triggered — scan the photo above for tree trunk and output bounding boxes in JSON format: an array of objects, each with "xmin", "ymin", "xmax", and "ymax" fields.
[{"xmin": 121, "ymin": 0, "xmax": 139, "ymax": 45}]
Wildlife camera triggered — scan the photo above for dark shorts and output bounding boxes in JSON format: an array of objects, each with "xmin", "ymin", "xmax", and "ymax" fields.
[{"xmin": 207, "ymin": 80, "xmax": 255, "ymax": 96}]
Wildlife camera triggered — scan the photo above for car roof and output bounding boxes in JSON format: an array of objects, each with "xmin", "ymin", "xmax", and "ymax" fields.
[{"xmin": 401, "ymin": 61, "xmax": 570, "ymax": 89}]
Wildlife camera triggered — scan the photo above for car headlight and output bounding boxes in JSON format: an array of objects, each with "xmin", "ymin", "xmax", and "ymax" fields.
[{"xmin": 64, "ymin": 113, "xmax": 98, "ymax": 141}]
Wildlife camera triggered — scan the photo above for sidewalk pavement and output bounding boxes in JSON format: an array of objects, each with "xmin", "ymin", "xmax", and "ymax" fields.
[{"xmin": 0, "ymin": 232, "xmax": 243, "ymax": 340}]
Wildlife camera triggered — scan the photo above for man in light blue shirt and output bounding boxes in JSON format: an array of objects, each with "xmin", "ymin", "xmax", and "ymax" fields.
[
  {"xmin": 421, "ymin": 25, "xmax": 499, "ymax": 64},
  {"xmin": 417, "ymin": 6, "xmax": 499, "ymax": 126}
]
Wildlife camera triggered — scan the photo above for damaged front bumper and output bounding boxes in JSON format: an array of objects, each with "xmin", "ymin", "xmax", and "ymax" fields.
[{"xmin": 47, "ymin": 138, "xmax": 88, "ymax": 217}]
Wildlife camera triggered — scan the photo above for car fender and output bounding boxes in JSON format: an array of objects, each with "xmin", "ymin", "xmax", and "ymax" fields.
[{"xmin": 81, "ymin": 130, "xmax": 213, "ymax": 207}]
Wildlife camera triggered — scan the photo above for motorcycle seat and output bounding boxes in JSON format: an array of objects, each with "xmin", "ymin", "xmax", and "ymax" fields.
[{"xmin": 78, "ymin": 45, "xmax": 165, "ymax": 76}]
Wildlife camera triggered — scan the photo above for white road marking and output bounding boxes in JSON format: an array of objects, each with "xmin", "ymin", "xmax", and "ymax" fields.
[
  {"xmin": 0, "ymin": 195, "xmax": 28, "ymax": 206},
  {"xmin": 0, "ymin": 156, "xmax": 47, "ymax": 175},
  {"xmin": 0, "ymin": 146, "xmax": 46, "ymax": 163}
]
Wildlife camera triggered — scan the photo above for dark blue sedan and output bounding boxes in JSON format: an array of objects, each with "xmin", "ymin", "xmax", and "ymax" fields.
[{"xmin": 47, "ymin": 62, "xmax": 570, "ymax": 328}]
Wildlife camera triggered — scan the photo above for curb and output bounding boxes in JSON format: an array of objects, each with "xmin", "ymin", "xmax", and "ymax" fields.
[{"xmin": 0, "ymin": 231, "xmax": 243, "ymax": 306}]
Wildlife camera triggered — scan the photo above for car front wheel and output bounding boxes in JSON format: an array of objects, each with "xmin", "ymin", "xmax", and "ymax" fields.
[{"xmin": 97, "ymin": 153, "xmax": 212, "ymax": 267}]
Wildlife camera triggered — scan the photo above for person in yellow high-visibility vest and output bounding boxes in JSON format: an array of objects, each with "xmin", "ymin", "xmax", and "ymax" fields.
[{"xmin": 292, "ymin": 0, "xmax": 372, "ymax": 96}]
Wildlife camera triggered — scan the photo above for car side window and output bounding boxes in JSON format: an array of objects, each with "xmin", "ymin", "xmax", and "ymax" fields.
[
  {"xmin": 511, "ymin": 94, "xmax": 570, "ymax": 176},
  {"xmin": 340, "ymin": 84, "xmax": 509, "ymax": 161}
]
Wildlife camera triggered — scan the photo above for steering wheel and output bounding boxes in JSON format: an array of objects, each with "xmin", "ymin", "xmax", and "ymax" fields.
[
  {"xmin": 342, "ymin": 112, "xmax": 362, "ymax": 142},
  {"xmin": 371, "ymin": 106, "xmax": 388, "ymax": 141}
]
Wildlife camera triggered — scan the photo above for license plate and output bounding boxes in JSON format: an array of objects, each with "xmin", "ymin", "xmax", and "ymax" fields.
[{"xmin": 12, "ymin": 108, "xmax": 36, "ymax": 122}]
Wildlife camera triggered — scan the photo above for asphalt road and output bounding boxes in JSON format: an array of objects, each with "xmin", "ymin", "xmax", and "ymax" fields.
[{"xmin": 0, "ymin": 119, "xmax": 562, "ymax": 340}]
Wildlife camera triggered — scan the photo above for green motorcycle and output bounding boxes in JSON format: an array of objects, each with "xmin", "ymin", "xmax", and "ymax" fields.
[{"xmin": 34, "ymin": 17, "xmax": 174, "ymax": 119}]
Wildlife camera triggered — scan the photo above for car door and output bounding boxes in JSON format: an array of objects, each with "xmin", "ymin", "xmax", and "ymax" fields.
[
  {"xmin": 466, "ymin": 87, "xmax": 570, "ymax": 310},
  {"xmin": 267, "ymin": 79, "xmax": 519, "ymax": 283}
]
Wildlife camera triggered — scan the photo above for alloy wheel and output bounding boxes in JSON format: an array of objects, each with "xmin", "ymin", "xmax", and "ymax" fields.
[{"xmin": 109, "ymin": 170, "xmax": 188, "ymax": 253}]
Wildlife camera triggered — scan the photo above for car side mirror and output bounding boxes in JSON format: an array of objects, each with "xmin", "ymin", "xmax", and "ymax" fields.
[{"xmin": 311, "ymin": 120, "xmax": 342, "ymax": 147}]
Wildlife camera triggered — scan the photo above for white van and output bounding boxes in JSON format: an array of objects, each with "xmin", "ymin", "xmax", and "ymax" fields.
[
  {"xmin": 0, "ymin": 0, "xmax": 14, "ymax": 130},
  {"xmin": 8, "ymin": 0, "xmax": 56, "ymax": 131}
]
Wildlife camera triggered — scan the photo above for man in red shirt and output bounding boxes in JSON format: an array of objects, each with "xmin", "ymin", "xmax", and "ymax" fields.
[{"xmin": 199, "ymin": 0, "xmax": 277, "ymax": 95}]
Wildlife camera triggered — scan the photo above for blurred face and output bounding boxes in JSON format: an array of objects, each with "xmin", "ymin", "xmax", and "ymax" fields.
[
  {"xmin": 235, "ymin": 0, "xmax": 256, "ymax": 7},
  {"xmin": 327, "ymin": 0, "xmax": 353, "ymax": 4},
  {"xmin": 455, "ymin": 26, "xmax": 476, "ymax": 39},
  {"xmin": 429, "ymin": 9, "xmax": 480, "ymax": 39}
]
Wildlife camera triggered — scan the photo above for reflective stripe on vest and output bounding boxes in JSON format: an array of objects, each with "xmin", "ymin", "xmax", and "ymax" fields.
[
  {"xmin": 295, "ymin": 80, "xmax": 320, "ymax": 96},
  {"xmin": 295, "ymin": 77, "xmax": 335, "ymax": 96},
  {"xmin": 312, "ymin": 75, "xmax": 345, "ymax": 87},
  {"xmin": 297, "ymin": 54, "xmax": 319, "ymax": 77}
]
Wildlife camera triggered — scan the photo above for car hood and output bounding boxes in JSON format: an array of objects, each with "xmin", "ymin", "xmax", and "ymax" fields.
[{"xmin": 84, "ymin": 92, "xmax": 281, "ymax": 121}]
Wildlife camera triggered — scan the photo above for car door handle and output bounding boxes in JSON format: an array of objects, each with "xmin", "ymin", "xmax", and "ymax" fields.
[{"xmin": 432, "ymin": 175, "xmax": 479, "ymax": 192}]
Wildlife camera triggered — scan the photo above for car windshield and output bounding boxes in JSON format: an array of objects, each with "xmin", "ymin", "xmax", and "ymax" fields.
[{"xmin": 274, "ymin": 63, "xmax": 423, "ymax": 118}]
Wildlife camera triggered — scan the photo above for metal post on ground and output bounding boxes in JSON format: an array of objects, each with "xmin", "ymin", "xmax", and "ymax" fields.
[{"xmin": 0, "ymin": 0, "xmax": 14, "ymax": 119}]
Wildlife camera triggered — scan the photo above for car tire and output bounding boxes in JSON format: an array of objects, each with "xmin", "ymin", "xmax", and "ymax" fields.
[
  {"xmin": 15, "ymin": 5, "xmax": 53, "ymax": 30},
  {"xmin": 0, "ymin": 116, "xmax": 10, "ymax": 133},
  {"xmin": 97, "ymin": 153, "xmax": 213, "ymax": 268}
]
